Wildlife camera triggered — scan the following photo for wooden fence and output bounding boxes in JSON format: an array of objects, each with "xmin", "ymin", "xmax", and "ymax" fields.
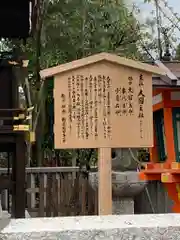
[{"xmin": 0, "ymin": 167, "xmax": 98, "ymax": 217}]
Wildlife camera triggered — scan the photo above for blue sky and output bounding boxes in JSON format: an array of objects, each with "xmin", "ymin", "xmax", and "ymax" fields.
[
  {"xmin": 134, "ymin": 0, "xmax": 180, "ymax": 17},
  {"xmin": 127, "ymin": 0, "xmax": 180, "ymax": 57},
  {"xmin": 133, "ymin": 0, "xmax": 180, "ymax": 40}
]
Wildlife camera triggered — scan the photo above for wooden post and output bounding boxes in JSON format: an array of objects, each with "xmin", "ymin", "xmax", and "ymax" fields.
[
  {"xmin": 164, "ymin": 107, "xmax": 176, "ymax": 164},
  {"xmin": 11, "ymin": 134, "xmax": 26, "ymax": 218},
  {"xmin": 98, "ymin": 147, "xmax": 112, "ymax": 215},
  {"xmin": 149, "ymin": 122, "xmax": 159, "ymax": 163}
]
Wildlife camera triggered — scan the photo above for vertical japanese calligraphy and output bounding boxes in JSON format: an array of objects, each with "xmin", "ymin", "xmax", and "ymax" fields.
[
  {"xmin": 61, "ymin": 74, "xmax": 113, "ymax": 142},
  {"xmin": 94, "ymin": 76, "xmax": 98, "ymax": 139},
  {"xmin": 61, "ymin": 93, "xmax": 67, "ymax": 143},
  {"xmin": 85, "ymin": 77, "xmax": 89, "ymax": 139},
  {"xmin": 68, "ymin": 77, "xmax": 72, "ymax": 134},
  {"xmin": 76, "ymin": 75, "xmax": 81, "ymax": 139},
  {"xmin": 102, "ymin": 76, "xmax": 112, "ymax": 139},
  {"xmin": 98, "ymin": 75, "xmax": 102, "ymax": 104},
  {"xmin": 122, "ymin": 87, "xmax": 127, "ymax": 116},
  {"xmin": 80, "ymin": 75, "xmax": 85, "ymax": 139},
  {"xmin": 114, "ymin": 76, "xmax": 134, "ymax": 117},
  {"xmin": 127, "ymin": 76, "xmax": 134, "ymax": 115},
  {"xmin": 89, "ymin": 75, "xmax": 93, "ymax": 136},
  {"xmin": 107, "ymin": 76, "xmax": 111, "ymax": 139},
  {"xmin": 138, "ymin": 74, "xmax": 145, "ymax": 138},
  {"xmin": 72, "ymin": 75, "xmax": 76, "ymax": 120},
  {"xmin": 115, "ymin": 87, "xmax": 122, "ymax": 116},
  {"xmin": 102, "ymin": 76, "xmax": 107, "ymax": 139}
]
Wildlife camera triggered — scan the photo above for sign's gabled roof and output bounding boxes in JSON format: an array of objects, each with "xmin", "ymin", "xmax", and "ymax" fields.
[{"xmin": 40, "ymin": 52, "xmax": 165, "ymax": 79}]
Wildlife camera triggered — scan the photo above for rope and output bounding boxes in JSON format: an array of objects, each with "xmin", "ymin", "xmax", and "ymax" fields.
[{"xmin": 128, "ymin": 148, "xmax": 156, "ymax": 213}]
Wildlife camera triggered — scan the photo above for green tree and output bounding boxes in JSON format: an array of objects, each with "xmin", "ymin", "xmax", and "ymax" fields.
[
  {"xmin": 39, "ymin": 0, "xmax": 143, "ymax": 66},
  {"xmin": 6, "ymin": 0, "xmax": 146, "ymax": 166},
  {"xmin": 35, "ymin": 0, "xmax": 147, "ymax": 166}
]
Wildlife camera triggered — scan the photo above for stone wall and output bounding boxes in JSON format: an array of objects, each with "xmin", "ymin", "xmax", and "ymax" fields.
[{"xmin": 1, "ymin": 214, "xmax": 180, "ymax": 239}]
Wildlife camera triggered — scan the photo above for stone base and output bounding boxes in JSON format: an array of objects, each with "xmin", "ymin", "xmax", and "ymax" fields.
[
  {"xmin": 113, "ymin": 198, "xmax": 134, "ymax": 214},
  {"xmin": 89, "ymin": 171, "xmax": 145, "ymax": 215},
  {"xmin": 1, "ymin": 214, "xmax": 180, "ymax": 239},
  {"xmin": 89, "ymin": 171, "xmax": 147, "ymax": 198},
  {"xmin": 0, "ymin": 211, "xmax": 10, "ymax": 219},
  {"xmin": 0, "ymin": 210, "xmax": 30, "ymax": 219}
]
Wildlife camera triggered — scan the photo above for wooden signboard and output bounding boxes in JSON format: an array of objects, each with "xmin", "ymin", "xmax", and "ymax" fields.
[{"xmin": 40, "ymin": 53, "xmax": 164, "ymax": 215}]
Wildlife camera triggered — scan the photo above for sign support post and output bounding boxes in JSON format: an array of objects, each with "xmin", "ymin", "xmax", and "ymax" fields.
[{"xmin": 98, "ymin": 147, "xmax": 112, "ymax": 215}]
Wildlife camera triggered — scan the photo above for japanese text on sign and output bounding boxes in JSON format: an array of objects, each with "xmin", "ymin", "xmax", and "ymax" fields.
[
  {"xmin": 138, "ymin": 74, "xmax": 145, "ymax": 138},
  {"xmin": 58, "ymin": 70, "xmax": 150, "ymax": 147},
  {"xmin": 114, "ymin": 76, "xmax": 134, "ymax": 116},
  {"xmin": 62, "ymin": 74, "xmax": 113, "ymax": 143}
]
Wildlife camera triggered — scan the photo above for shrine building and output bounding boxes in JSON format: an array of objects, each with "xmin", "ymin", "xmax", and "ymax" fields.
[{"xmin": 140, "ymin": 60, "xmax": 180, "ymax": 213}]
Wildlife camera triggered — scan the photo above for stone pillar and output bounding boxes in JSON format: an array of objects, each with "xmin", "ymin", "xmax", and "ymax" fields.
[{"xmin": 0, "ymin": 194, "xmax": 10, "ymax": 219}]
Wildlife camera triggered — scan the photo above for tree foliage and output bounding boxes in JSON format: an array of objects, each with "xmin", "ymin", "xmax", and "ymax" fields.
[
  {"xmin": 29, "ymin": 0, "xmax": 152, "ymax": 166},
  {"xmin": 2, "ymin": 0, "xmax": 151, "ymax": 166},
  {"xmin": 0, "ymin": 0, "xmax": 164, "ymax": 167},
  {"xmin": 141, "ymin": 0, "xmax": 179, "ymax": 59},
  {"xmin": 31, "ymin": 0, "xmax": 145, "ymax": 166},
  {"xmin": 37, "ymin": 0, "xmax": 143, "ymax": 67}
]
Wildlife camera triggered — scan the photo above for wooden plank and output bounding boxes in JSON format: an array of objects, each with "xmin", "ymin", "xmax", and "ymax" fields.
[
  {"xmin": 60, "ymin": 177, "xmax": 67, "ymax": 216},
  {"xmin": 87, "ymin": 183, "xmax": 94, "ymax": 215},
  {"xmin": 98, "ymin": 147, "xmax": 112, "ymax": 215},
  {"xmin": 26, "ymin": 188, "xmax": 39, "ymax": 193},
  {"xmin": 94, "ymin": 189, "xmax": 98, "ymax": 215},
  {"xmin": 82, "ymin": 178, "xmax": 87, "ymax": 215},
  {"xmin": 46, "ymin": 173, "xmax": 52, "ymax": 217},
  {"xmin": 66, "ymin": 178, "xmax": 73, "ymax": 216},
  {"xmin": 27, "ymin": 173, "xmax": 36, "ymax": 211},
  {"xmin": 58, "ymin": 174, "xmax": 62, "ymax": 215},
  {"xmin": 11, "ymin": 134, "xmax": 26, "ymax": 218},
  {"xmin": 0, "ymin": 166, "xmax": 97, "ymax": 174},
  {"xmin": 52, "ymin": 174, "xmax": 58, "ymax": 216},
  {"xmin": 38, "ymin": 174, "xmax": 45, "ymax": 217}
]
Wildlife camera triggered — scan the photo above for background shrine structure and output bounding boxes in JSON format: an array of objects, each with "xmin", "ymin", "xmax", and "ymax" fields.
[{"xmin": 140, "ymin": 60, "xmax": 180, "ymax": 213}]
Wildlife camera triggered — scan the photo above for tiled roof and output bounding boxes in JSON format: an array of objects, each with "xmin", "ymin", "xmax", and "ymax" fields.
[
  {"xmin": 163, "ymin": 62, "xmax": 180, "ymax": 78},
  {"xmin": 146, "ymin": 61, "xmax": 180, "ymax": 86}
]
